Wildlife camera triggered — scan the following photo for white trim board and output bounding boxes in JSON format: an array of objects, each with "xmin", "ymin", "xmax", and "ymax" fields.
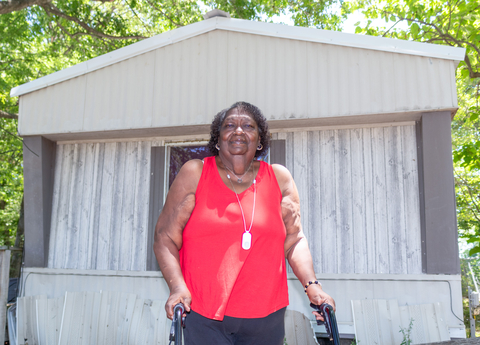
[{"xmin": 11, "ymin": 16, "xmax": 465, "ymax": 98}]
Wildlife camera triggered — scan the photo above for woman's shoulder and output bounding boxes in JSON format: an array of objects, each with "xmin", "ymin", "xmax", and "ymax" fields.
[
  {"xmin": 173, "ymin": 159, "xmax": 204, "ymax": 190},
  {"xmin": 270, "ymin": 163, "xmax": 292, "ymax": 179},
  {"xmin": 180, "ymin": 159, "xmax": 204, "ymax": 175},
  {"xmin": 270, "ymin": 163, "xmax": 293, "ymax": 195}
]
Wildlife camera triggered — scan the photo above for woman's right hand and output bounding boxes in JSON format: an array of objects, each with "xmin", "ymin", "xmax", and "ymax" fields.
[{"xmin": 165, "ymin": 285, "xmax": 192, "ymax": 319}]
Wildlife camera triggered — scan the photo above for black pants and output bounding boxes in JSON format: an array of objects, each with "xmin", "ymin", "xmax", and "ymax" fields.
[{"xmin": 183, "ymin": 308, "xmax": 286, "ymax": 345}]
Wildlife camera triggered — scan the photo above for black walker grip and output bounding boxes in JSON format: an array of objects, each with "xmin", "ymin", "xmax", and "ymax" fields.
[
  {"xmin": 310, "ymin": 303, "xmax": 340, "ymax": 344},
  {"xmin": 169, "ymin": 303, "xmax": 185, "ymax": 345}
]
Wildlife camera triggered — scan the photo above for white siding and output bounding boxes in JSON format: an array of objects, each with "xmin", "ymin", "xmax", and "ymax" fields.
[
  {"xmin": 21, "ymin": 268, "xmax": 465, "ymax": 338},
  {"xmin": 49, "ymin": 124, "xmax": 419, "ymax": 274},
  {"xmin": 19, "ymin": 30, "xmax": 458, "ymax": 138},
  {"xmin": 274, "ymin": 124, "xmax": 422, "ymax": 275},
  {"xmin": 49, "ymin": 141, "xmax": 151, "ymax": 270}
]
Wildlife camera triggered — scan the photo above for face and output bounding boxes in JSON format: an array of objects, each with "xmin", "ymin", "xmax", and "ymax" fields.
[{"xmin": 218, "ymin": 108, "xmax": 260, "ymax": 157}]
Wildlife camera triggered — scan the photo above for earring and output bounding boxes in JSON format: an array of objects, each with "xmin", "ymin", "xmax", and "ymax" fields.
[
  {"xmin": 215, "ymin": 143, "xmax": 220, "ymax": 151},
  {"xmin": 257, "ymin": 144, "xmax": 263, "ymax": 151}
]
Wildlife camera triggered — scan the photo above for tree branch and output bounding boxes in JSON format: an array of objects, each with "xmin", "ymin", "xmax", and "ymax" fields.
[
  {"xmin": 144, "ymin": 0, "xmax": 184, "ymax": 28},
  {"xmin": 456, "ymin": 174, "xmax": 480, "ymax": 223},
  {"xmin": 380, "ymin": 9, "xmax": 480, "ymax": 78},
  {"xmin": 0, "ymin": 0, "xmax": 50, "ymax": 14},
  {"xmin": 41, "ymin": 3, "xmax": 148, "ymax": 40},
  {"xmin": 0, "ymin": 110, "xmax": 18, "ymax": 120}
]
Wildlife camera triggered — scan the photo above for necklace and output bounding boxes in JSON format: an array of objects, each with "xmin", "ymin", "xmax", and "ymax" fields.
[
  {"xmin": 224, "ymin": 160, "xmax": 253, "ymax": 183},
  {"xmin": 227, "ymin": 168, "xmax": 256, "ymax": 250}
]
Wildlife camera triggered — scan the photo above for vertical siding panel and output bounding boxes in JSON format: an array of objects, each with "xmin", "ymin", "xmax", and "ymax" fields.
[
  {"xmin": 83, "ymin": 52, "xmax": 155, "ymax": 131},
  {"xmin": 127, "ymin": 299, "xmax": 143, "ymax": 344},
  {"xmin": 306, "ymin": 43, "xmax": 318, "ymax": 117},
  {"xmin": 285, "ymin": 132, "xmax": 294, "ymax": 273},
  {"xmin": 372, "ymin": 128, "xmax": 389, "ymax": 273},
  {"xmin": 254, "ymin": 35, "xmax": 267, "ymax": 116},
  {"xmin": 48, "ymin": 144, "xmax": 63, "ymax": 267},
  {"xmin": 152, "ymin": 46, "xmax": 171, "ymax": 127},
  {"xmin": 320, "ymin": 130, "xmax": 337, "ymax": 273},
  {"xmin": 357, "ymin": 50, "xmax": 371, "ymax": 114},
  {"xmin": 316, "ymin": 44, "xmax": 329, "ymax": 118},
  {"xmin": 236, "ymin": 32, "xmax": 250, "ymax": 102},
  {"xmin": 64, "ymin": 144, "xmax": 84, "ymax": 268},
  {"xmin": 294, "ymin": 132, "xmax": 309, "ymax": 242},
  {"xmin": 345, "ymin": 47, "xmax": 359, "ymax": 116},
  {"xmin": 277, "ymin": 38, "xmax": 288, "ymax": 119},
  {"xmin": 402, "ymin": 125, "xmax": 422, "ymax": 273},
  {"xmin": 179, "ymin": 39, "xmax": 192, "ymax": 124},
  {"xmin": 362, "ymin": 128, "xmax": 376, "ymax": 274},
  {"xmin": 293, "ymin": 40, "xmax": 308, "ymax": 118},
  {"xmin": 335, "ymin": 130, "xmax": 353, "ymax": 273},
  {"xmin": 131, "ymin": 141, "xmax": 151, "ymax": 271},
  {"xmin": 169, "ymin": 42, "xmax": 182, "ymax": 124},
  {"xmin": 351, "ymin": 128, "xmax": 367, "ymax": 273},
  {"xmin": 190, "ymin": 34, "xmax": 203, "ymax": 124},
  {"xmin": 308, "ymin": 131, "xmax": 322, "ymax": 272},
  {"xmin": 380, "ymin": 52, "xmax": 396, "ymax": 114},
  {"xmin": 264, "ymin": 37, "xmax": 278, "ymax": 120},
  {"xmin": 87, "ymin": 143, "xmax": 104, "ymax": 269},
  {"xmin": 336, "ymin": 48, "xmax": 350, "ymax": 116},
  {"xmin": 385, "ymin": 126, "xmax": 407, "ymax": 274},
  {"xmin": 119, "ymin": 142, "xmax": 138, "ymax": 270},
  {"xmin": 66, "ymin": 144, "xmax": 86, "ymax": 268},
  {"xmin": 226, "ymin": 32, "xmax": 239, "ymax": 104},
  {"xmin": 97, "ymin": 142, "xmax": 117, "ymax": 270},
  {"xmin": 370, "ymin": 53, "xmax": 384, "ymax": 113},
  {"xmin": 77, "ymin": 143, "xmax": 95, "ymax": 269},
  {"xmin": 326, "ymin": 45, "xmax": 340, "ymax": 117},
  {"xmin": 110, "ymin": 142, "xmax": 127, "ymax": 270},
  {"xmin": 152, "ymin": 45, "xmax": 167, "ymax": 127},
  {"xmin": 208, "ymin": 31, "xmax": 227, "ymax": 117},
  {"xmin": 448, "ymin": 61, "xmax": 458, "ymax": 108},
  {"xmin": 53, "ymin": 144, "xmax": 74, "ymax": 268},
  {"xmin": 244, "ymin": 33, "xmax": 259, "ymax": 104}
]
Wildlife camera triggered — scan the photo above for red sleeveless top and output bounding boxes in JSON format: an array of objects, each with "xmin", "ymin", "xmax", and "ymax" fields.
[{"xmin": 179, "ymin": 156, "xmax": 289, "ymax": 320}]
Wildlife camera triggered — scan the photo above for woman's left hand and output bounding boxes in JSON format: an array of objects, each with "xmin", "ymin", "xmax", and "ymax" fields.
[{"xmin": 306, "ymin": 283, "xmax": 336, "ymax": 322}]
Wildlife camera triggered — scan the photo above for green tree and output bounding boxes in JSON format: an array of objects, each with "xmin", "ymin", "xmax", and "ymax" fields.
[{"xmin": 345, "ymin": 0, "xmax": 480, "ymax": 255}]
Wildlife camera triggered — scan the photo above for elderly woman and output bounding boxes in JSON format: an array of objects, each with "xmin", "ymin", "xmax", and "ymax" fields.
[{"xmin": 154, "ymin": 101, "xmax": 335, "ymax": 344}]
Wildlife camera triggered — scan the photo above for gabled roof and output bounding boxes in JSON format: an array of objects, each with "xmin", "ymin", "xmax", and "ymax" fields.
[{"xmin": 11, "ymin": 16, "xmax": 465, "ymax": 97}]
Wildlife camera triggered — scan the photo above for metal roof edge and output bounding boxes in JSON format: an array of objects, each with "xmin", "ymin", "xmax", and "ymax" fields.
[
  {"xmin": 10, "ymin": 16, "xmax": 466, "ymax": 97},
  {"xmin": 218, "ymin": 17, "xmax": 466, "ymax": 61}
]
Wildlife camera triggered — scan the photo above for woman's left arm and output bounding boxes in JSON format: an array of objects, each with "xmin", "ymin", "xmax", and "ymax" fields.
[{"xmin": 272, "ymin": 164, "xmax": 336, "ymax": 320}]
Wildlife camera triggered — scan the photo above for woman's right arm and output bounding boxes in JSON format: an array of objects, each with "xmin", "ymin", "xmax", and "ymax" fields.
[{"xmin": 153, "ymin": 159, "xmax": 203, "ymax": 319}]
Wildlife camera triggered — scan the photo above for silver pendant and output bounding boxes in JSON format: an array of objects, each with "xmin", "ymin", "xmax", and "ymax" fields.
[
  {"xmin": 237, "ymin": 178, "xmax": 242, "ymax": 183},
  {"xmin": 242, "ymin": 232, "xmax": 252, "ymax": 250}
]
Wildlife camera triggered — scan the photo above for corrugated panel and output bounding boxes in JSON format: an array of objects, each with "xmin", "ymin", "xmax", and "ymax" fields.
[
  {"xmin": 352, "ymin": 300, "xmax": 450, "ymax": 345},
  {"xmin": 275, "ymin": 124, "xmax": 422, "ymax": 275},
  {"xmin": 17, "ymin": 295, "xmax": 47, "ymax": 345},
  {"xmin": 351, "ymin": 299, "xmax": 403, "ymax": 344},
  {"xmin": 20, "ymin": 291, "xmax": 328, "ymax": 345},
  {"xmin": 18, "ymin": 30, "xmax": 458, "ymax": 137},
  {"xmin": 48, "ymin": 141, "xmax": 151, "ymax": 270},
  {"xmin": 58, "ymin": 291, "xmax": 102, "ymax": 345},
  {"xmin": 284, "ymin": 309, "xmax": 319, "ymax": 345},
  {"xmin": 19, "ymin": 292, "xmax": 172, "ymax": 345},
  {"xmin": 399, "ymin": 303, "xmax": 451, "ymax": 344},
  {"xmin": 21, "ymin": 268, "xmax": 465, "ymax": 337},
  {"xmin": 83, "ymin": 52, "xmax": 155, "ymax": 132},
  {"xmin": 36, "ymin": 296, "xmax": 64, "ymax": 345},
  {"xmin": 19, "ymin": 75, "xmax": 86, "ymax": 136}
]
